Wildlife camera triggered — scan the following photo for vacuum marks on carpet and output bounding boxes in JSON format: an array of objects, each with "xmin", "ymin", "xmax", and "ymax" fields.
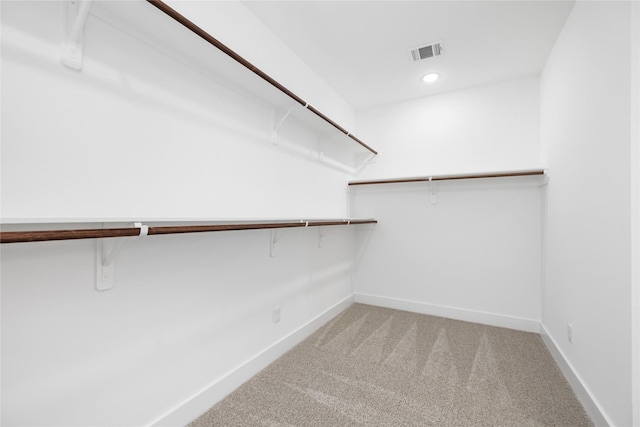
[{"xmin": 189, "ymin": 304, "xmax": 592, "ymax": 426}]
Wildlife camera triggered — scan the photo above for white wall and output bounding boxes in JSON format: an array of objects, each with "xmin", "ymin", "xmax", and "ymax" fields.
[
  {"xmin": 540, "ymin": 1, "xmax": 636, "ymax": 425},
  {"xmin": 1, "ymin": 225, "xmax": 356, "ymax": 426},
  {"xmin": 356, "ymin": 76, "xmax": 542, "ymax": 180},
  {"xmin": 1, "ymin": 0, "xmax": 359, "ymax": 221},
  {"xmin": 165, "ymin": 0, "xmax": 356, "ymax": 132},
  {"xmin": 351, "ymin": 176, "xmax": 544, "ymax": 332},
  {"xmin": 1, "ymin": 1, "xmax": 362, "ymax": 425},
  {"xmin": 351, "ymin": 77, "xmax": 544, "ymax": 331}
]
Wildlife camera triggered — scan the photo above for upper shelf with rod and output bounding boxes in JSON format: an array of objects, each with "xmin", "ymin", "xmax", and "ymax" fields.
[
  {"xmin": 83, "ymin": 0, "xmax": 377, "ymax": 165},
  {"xmin": 348, "ymin": 169, "xmax": 546, "ymax": 205},
  {"xmin": 348, "ymin": 169, "xmax": 546, "ymax": 186},
  {"xmin": 146, "ymin": 0, "xmax": 377, "ymax": 155},
  {"xmin": 0, "ymin": 218, "xmax": 378, "ymax": 244},
  {"xmin": 0, "ymin": 218, "xmax": 377, "ymax": 290}
]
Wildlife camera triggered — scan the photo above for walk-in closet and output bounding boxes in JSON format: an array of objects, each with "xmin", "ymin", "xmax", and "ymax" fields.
[{"xmin": 1, "ymin": 1, "xmax": 638, "ymax": 426}]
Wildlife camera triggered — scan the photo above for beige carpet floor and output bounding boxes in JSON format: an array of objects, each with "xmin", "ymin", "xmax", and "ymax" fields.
[{"xmin": 189, "ymin": 303, "xmax": 592, "ymax": 426}]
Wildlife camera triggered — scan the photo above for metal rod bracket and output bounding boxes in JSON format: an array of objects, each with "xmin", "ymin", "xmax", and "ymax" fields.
[
  {"xmin": 429, "ymin": 177, "xmax": 437, "ymax": 205},
  {"xmin": 354, "ymin": 152, "xmax": 378, "ymax": 176},
  {"xmin": 61, "ymin": 0, "xmax": 93, "ymax": 70},
  {"xmin": 270, "ymin": 105, "xmax": 296, "ymax": 144},
  {"xmin": 96, "ymin": 238, "xmax": 120, "ymax": 291},
  {"xmin": 270, "ymin": 229, "xmax": 284, "ymax": 257},
  {"xmin": 95, "ymin": 222, "xmax": 147, "ymax": 291}
]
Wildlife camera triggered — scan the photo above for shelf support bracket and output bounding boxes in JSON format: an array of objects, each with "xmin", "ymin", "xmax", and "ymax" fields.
[
  {"xmin": 61, "ymin": 0, "xmax": 93, "ymax": 70},
  {"xmin": 270, "ymin": 105, "xmax": 296, "ymax": 144},
  {"xmin": 96, "ymin": 222, "xmax": 148, "ymax": 291},
  {"xmin": 318, "ymin": 133, "xmax": 337, "ymax": 161},
  {"xmin": 353, "ymin": 152, "xmax": 378, "ymax": 176},
  {"xmin": 429, "ymin": 177, "xmax": 437, "ymax": 205},
  {"xmin": 96, "ymin": 237, "xmax": 123, "ymax": 291},
  {"xmin": 270, "ymin": 229, "xmax": 284, "ymax": 257}
]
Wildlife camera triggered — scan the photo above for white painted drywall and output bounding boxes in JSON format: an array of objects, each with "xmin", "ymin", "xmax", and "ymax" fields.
[
  {"xmin": 165, "ymin": 0, "xmax": 356, "ymax": 132},
  {"xmin": 1, "ymin": 0, "xmax": 358, "ymax": 221},
  {"xmin": 351, "ymin": 176, "xmax": 544, "ymax": 332},
  {"xmin": 540, "ymin": 1, "xmax": 635, "ymax": 425},
  {"xmin": 0, "ymin": 1, "xmax": 361, "ymax": 425},
  {"xmin": 1, "ymin": 225, "xmax": 356, "ymax": 426},
  {"xmin": 355, "ymin": 76, "xmax": 543, "ymax": 180},
  {"xmin": 350, "ymin": 77, "xmax": 544, "ymax": 330}
]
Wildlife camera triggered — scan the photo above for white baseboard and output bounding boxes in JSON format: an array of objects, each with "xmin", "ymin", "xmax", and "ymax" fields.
[
  {"xmin": 354, "ymin": 293, "xmax": 540, "ymax": 333},
  {"xmin": 539, "ymin": 324, "xmax": 610, "ymax": 427},
  {"xmin": 147, "ymin": 294, "xmax": 608, "ymax": 427},
  {"xmin": 148, "ymin": 295, "xmax": 354, "ymax": 427}
]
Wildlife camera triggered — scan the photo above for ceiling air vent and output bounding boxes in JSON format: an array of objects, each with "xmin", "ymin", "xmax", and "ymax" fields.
[{"xmin": 410, "ymin": 41, "xmax": 443, "ymax": 62}]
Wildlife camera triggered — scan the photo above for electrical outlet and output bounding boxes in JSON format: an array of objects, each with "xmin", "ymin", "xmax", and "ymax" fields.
[
  {"xmin": 272, "ymin": 307, "xmax": 281, "ymax": 323},
  {"xmin": 567, "ymin": 323, "xmax": 573, "ymax": 343}
]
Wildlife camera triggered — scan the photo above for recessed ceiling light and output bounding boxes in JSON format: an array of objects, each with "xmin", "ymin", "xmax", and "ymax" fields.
[{"xmin": 422, "ymin": 73, "xmax": 440, "ymax": 83}]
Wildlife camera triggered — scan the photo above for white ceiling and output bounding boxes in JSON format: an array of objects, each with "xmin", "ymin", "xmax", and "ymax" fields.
[{"xmin": 241, "ymin": 0, "xmax": 575, "ymax": 110}]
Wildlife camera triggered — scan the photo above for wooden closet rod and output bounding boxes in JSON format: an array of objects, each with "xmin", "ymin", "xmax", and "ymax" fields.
[
  {"xmin": 348, "ymin": 169, "xmax": 545, "ymax": 186},
  {"xmin": 0, "ymin": 219, "xmax": 377, "ymax": 244},
  {"xmin": 146, "ymin": 0, "xmax": 377, "ymax": 155}
]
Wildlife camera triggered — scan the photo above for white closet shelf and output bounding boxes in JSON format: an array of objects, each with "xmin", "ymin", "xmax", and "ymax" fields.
[
  {"xmin": 91, "ymin": 1, "xmax": 377, "ymax": 157},
  {"xmin": 0, "ymin": 218, "xmax": 378, "ymax": 244},
  {"xmin": 348, "ymin": 169, "xmax": 546, "ymax": 186}
]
